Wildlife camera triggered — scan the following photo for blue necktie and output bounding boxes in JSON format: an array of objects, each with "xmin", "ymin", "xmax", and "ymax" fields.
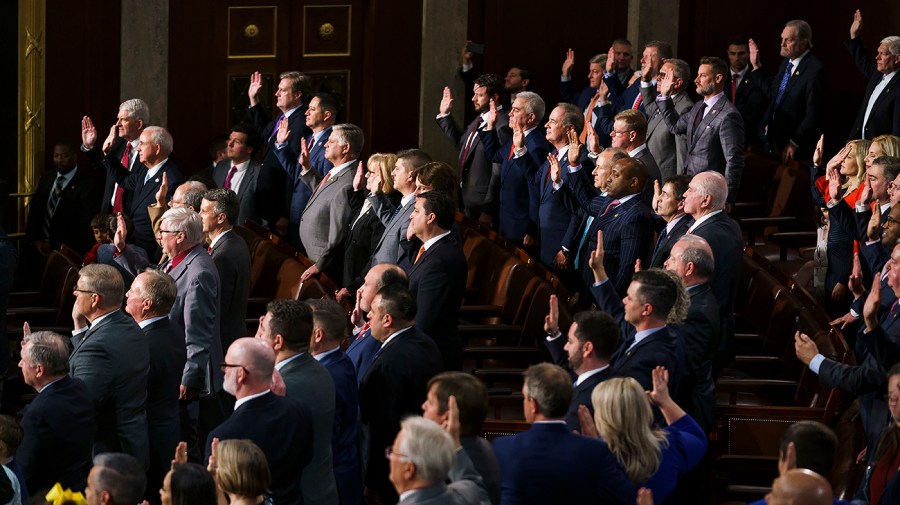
[{"xmin": 775, "ymin": 61, "xmax": 793, "ymax": 107}]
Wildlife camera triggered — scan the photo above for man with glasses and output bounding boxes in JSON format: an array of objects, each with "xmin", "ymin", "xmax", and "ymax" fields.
[
  {"xmin": 609, "ymin": 109, "xmax": 662, "ymax": 206},
  {"xmin": 68, "ymin": 263, "xmax": 150, "ymax": 468},
  {"xmin": 206, "ymin": 337, "xmax": 314, "ymax": 505}
]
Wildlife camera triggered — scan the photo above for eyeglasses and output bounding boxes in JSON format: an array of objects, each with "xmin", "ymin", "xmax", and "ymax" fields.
[
  {"xmin": 886, "ymin": 217, "xmax": 900, "ymax": 226},
  {"xmin": 158, "ymin": 229, "xmax": 181, "ymax": 235},
  {"xmin": 73, "ymin": 288, "xmax": 96, "ymax": 295},
  {"xmin": 219, "ymin": 362, "xmax": 245, "ymax": 372},
  {"xmin": 385, "ymin": 447, "xmax": 408, "ymax": 460},
  {"xmin": 610, "ymin": 130, "xmax": 633, "ymax": 137}
]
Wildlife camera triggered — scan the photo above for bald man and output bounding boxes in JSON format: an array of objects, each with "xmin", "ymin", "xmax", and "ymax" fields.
[{"xmin": 764, "ymin": 469, "xmax": 832, "ymax": 505}]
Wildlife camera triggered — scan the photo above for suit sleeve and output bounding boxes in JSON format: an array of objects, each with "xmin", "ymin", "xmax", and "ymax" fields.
[
  {"xmin": 274, "ymin": 145, "xmax": 303, "ymax": 181},
  {"xmin": 611, "ymin": 214, "xmax": 653, "ymax": 296},
  {"xmin": 590, "ymin": 280, "xmax": 629, "ymax": 334},
  {"xmin": 113, "ymin": 244, "xmax": 152, "ymax": 276},
  {"xmin": 720, "ymin": 110, "xmax": 746, "ymax": 202},
  {"xmin": 659, "ymin": 98, "xmax": 689, "ymax": 135},
  {"xmin": 477, "ymin": 130, "xmax": 505, "ymax": 164},
  {"xmin": 845, "ymin": 37, "xmax": 877, "ymax": 80},
  {"xmin": 436, "ymin": 115, "xmax": 465, "ymax": 149},
  {"xmin": 317, "ymin": 184, "xmax": 355, "ymax": 273},
  {"xmin": 70, "ymin": 341, "xmax": 114, "ymax": 403},
  {"xmin": 247, "ymin": 104, "xmax": 273, "ymax": 138},
  {"xmin": 447, "ymin": 449, "xmax": 491, "ymax": 505},
  {"xmin": 181, "ymin": 265, "xmax": 220, "ymax": 390},
  {"xmin": 789, "ymin": 64, "xmax": 827, "ymax": 150}
]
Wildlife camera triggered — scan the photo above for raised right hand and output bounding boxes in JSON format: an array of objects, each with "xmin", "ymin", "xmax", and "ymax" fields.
[
  {"xmin": 248, "ymin": 71, "xmax": 262, "ymax": 106},
  {"xmin": 850, "ymin": 9, "xmax": 863, "ymax": 39},
  {"xmin": 748, "ymin": 39, "xmax": 761, "ymax": 70},
  {"xmin": 439, "ymin": 86, "xmax": 453, "ymax": 115},
  {"xmin": 276, "ymin": 116, "xmax": 290, "ymax": 145},
  {"xmin": 543, "ymin": 294, "xmax": 559, "ymax": 334},
  {"xmin": 81, "ymin": 116, "xmax": 98, "ymax": 149},
  {"xmin": 562, "ymin": 48, "xmax": 575, "ymax": 78}
]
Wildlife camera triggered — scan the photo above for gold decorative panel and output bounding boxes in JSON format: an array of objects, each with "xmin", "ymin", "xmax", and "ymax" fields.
[
  {"xmin": 303, "ymin": 5, "xmax": 351, "ymax": 57},
  {"xmin": 227, "ymin": 6, "xmax": 277, "ymax": 59}
]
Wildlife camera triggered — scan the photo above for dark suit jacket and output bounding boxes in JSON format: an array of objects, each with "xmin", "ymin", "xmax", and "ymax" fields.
[
  {"xmin": 358, "ymin": 327, "xmax": 443, "ymax": 500},
  {"xmin": 633, "ymin": 146, "xmax": 663, "ymax": 208},
  {"xmin": 533, "ymin": 149, "xmax": 593, "ymax": 267},
  {"xmin": 345, "ymin": 328, "xmax": 381, "ymax": 384},
  {"xmin": 460, "ymin": 436, "xmax": 501, "ymax": 505},
  {"xmin": 492, "ymin": 422, "xmax": 636, "ymax": 504},
  {"xmin": 143, "ymin": 317, "xmax": 186, "ymax": 493},
  {"xmin": 642, "ymin": 86, "xmax": 694, "ymax": 180},
  {"xmin": 318, "ymin": 349, "xmax": 362, "ymax": 505},
  {"xmin": 673, "ymin": 282, "xmax": 719, "ymax": 432},
  {"xmin": 479, "ymin": 128, "xmax": 551, "ymax": 245},
  {"xmin": 206, "ymin": 392, "xmax": 313, "ymax": 505},
  {"xmin": 764, "ymin": 52, "xmax": 827, "ymax": 160},
  {"xmin": 212, "ymin": 159, "xmax": 262, "ymax": 226},
  {"xmin": 649, "ymin": 214, "xmax": 692, "ymax": 269},
  {"xmin": 307, "ymin": 126, "xmax": 335, "ymax": 176},
  {"xmin": 846, "ymin": 37, "xmax": 900, "ymax": 140},
  {"xmin": 69, "ymin": 309, "xmax": 149, "ymax": 467},
  {"xmin": 406, "ymin": 234, "xmax": 467, "ymax": 370},
  {"xmin": 17, "ymin": 376, "xmax": 96, "ymax": 494},
  {"xmin": 210, "ymin": 231, "xmax": 250, "ymax": 348},
  {"xmin": 91, "ymin": 137, "xmax": 143, "ymax": 213},
  {"xmin": 544, "ymin": 334, "xmax": 616, "ymax": 433},
  {"xmin": 25, "ymin": 168, "xmax": 101, "ymax": 253},
  {"xmin": 659, "ymin": 94, "xmax": 745, "ymax": 202},
  {"xmin": 343, "ymin": 202, "xmax": 389, "ymax": 292},
  {"xmin": 436, "ymin": 111, "xmax": 511, "ymax": 220},
  {"xmin": 281, "ymin": 353, "xmax": 338, "ymax": 505},
  {"xmin": 725, "ymin": 70, "xmax": 769, "ymax": 148}
]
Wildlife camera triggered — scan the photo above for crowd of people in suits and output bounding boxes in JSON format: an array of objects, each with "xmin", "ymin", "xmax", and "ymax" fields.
[{"xmin": 0, "ymin": 7, "xmax": 899, "ymax": 505}]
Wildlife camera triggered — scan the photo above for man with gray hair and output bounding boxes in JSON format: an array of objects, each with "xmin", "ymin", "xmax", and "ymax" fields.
[
  {"xmin": 18, "ymin": 330, "xmax": 96, "ymax": 493},
  {"xmin": 683, "ymin": 172, "xmax": 743, "ymax": 367},
  {"xmin": 846, "ymin": 9, "xmax": 900, "ymax": 140},
  {"xmin": 85, "ymin": 452, "xmax": 146, "ymax": 505},
  {"xmin": 69, "ymin": 264, "xmax": 149, "ymax": 468},
  {"xmin": 641, "ymin": 59, "xmax": 694, "ymax": 179},
  {"xmin": 388, "ymin": 415, "xmax": 490, "ymax": 505}
]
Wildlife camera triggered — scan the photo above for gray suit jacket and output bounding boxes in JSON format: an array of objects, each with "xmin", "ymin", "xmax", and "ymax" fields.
[
  {"xmin": 210, "ymin": 230, "xmax": 250, "ymax": 348},
  {"xmin": 281, "ymin": 353, "xmax": 338, "ymax": 505},
  {"xmin": 659, "ymin": 93, "xmax": 745, "ymax": 202},
  {"xmin": 70, "ymin": 309, "xmax": 149, "ymax": 467},
  {"xmin": 397, "ymin": 449, "xmax": 490, "ymax": 505},
  {"xmin": 370, "ymin": 193, "xmax": 415, "ymax": 266},
  {"xmin": 212, "ymin": 160, "xmax": 262, "ymax": 227},
  {"xmin": 299, "ymin": 163, "xmax": 355, "ymax": 274},
  {"xmin": 633, "ymin": 147, "xmax": 662, "ymax": 208},
  {"xmin": 642, "ymin": 86, "xmax": 693, "ymax": 180}
]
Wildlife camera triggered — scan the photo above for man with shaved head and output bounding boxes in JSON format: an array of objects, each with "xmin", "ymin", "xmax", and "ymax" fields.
[
  {"xmin": 764, "ymin": 469, "xmax": 832, "ymax": 505},
  {"xmin": 206, "ymin": 337, "xmax": 314, "ymax": 505}
]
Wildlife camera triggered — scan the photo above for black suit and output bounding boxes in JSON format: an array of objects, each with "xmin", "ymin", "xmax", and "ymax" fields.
[
  {"xmin": 25, "ymin": 168, "xmax": 101, "ymax": 254},
  {"xmin": 405, "ymin": 233, "xmax": 467, "ymax": 371},
  {"xmin": 206, "ymin": 392, "xmax": 314, "ymax": 505},
  {"xmin": 358, "ymin": 327, "xmax": 443, "ymax": 503},
  {"xmin": 649, "ymin": 215, "xmax": 691, "ymax": 269},
  {"xmin": 343, "ymin": 199, "xmax": 391, "ymax": 293},
  {"xmin": 544, "ymin": 333, "xmax": 617, "ymax": 433},
  {"xmin": 725, "ymin": 70, "xmax": 769, "ymax": 148},
  {"xmin": 91, "ymin": 138, "xmax": 143, "ymax": 214},
  {"xmin": 846, "ymin": 37, "xmax": 900, "ymax": 140},
  {"xmin": 143, "ymin": 317, "xmax": 186, "ymax": 496},
  {"xmin": 210, "ymin": 231, "xmax": 251, "ymax": 349},
  {"xmin": 633, "ymin": 147, "xmax": 662, "ymax": 208},
  {"xmin": 764, "ymin": 52, "xmax": 827, "ymax": 160},
  {"xmin": 673, "ymin": 282, "xmax": 719, "ymax": 432},
  {"xmin": 17, "ymin": 376, "xmax": 96, "ymax": 494}
]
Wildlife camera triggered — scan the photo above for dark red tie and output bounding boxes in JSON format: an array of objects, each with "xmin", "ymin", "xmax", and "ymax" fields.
[
  {"xmin": 113, "ymin": 143, "xmax": 131, "ymax": 213},
  {"xmin": 731, "ymin": 74, "xmax": 739, "ymax": 102}
]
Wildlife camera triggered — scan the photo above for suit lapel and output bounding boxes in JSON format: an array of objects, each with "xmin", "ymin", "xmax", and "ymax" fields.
[
  {"xmin": 779, "ymin": 57, "xmax": 808, "ymax": 104},
  {"xmin": 871, "ymin": 72, "xmax": 900, "ymax": 112}
]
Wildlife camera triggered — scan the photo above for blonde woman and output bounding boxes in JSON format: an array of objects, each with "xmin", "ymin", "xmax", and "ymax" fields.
[
  {"xmin": 579, "ymin": 367, "xmax": 706, "ymax": 502},
  {"xmin": 209, "ymin": 438, "xmax": 272, "ymax": 505}
]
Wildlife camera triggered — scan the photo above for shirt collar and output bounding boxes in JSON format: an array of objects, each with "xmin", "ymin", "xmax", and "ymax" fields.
[
  {"xmin": 422, "ymin": 230, "xmax": 452, "ymax": 251},
  {"xmin": 234, "ymin": 389, "xmax": 271, "ymax": 410},
  {"xmin": 574, "ymin": 365, "xmax": 609, "ymax": 386},
  {"xmin": 628, "ymin": 144, "xmax": 648, "ymax": 158},
  {"xmin": 382, "ymin": 326, "xmax": 413, "ymax": 348},
  {"xmin": 208, "ymin": 228, "xmax": 232, "ymax": 250},
  {"xmin": 138, "ymin": 315, "xmax": 168, "ymax": 329},
  {"xmin": 275, "ymin": 352, "xmax": 304, "ymax": 371},
  {"xmin": 145, "ymin": 159, "xmax": 169, "ymax": 180},
  {"xmin": 689, "ymin": 209, "xmax": 723, "ymax": 230},
  {"xmin": 56, "ymin": 167, "xmax": 78, "ymax": 186},
  {"xmin": 312, "ymin": 347, "xmax": 340, "ymax": 361}
]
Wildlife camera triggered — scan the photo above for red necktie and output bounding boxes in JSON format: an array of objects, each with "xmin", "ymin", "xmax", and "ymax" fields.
[
  {"xmin": 507, "ymin": 143, "xmax": 515, "ymax": 160},
  {"xmin": 600, "ymin": 199, "xmax": 621, "ymax": 218},
  {"xmin": 732, "ymin": 74, "xmax": 739, "ymax": 102},
  {"xmin": 224, "ymin": 165, "xmax": 237, "ymax": 189},
  {"xmin": 632, "ymin": 94, "xmax": 642, "ymax": 109},
  {"xmin": 112, "ymin": 143, "xmax": 131, "ymax": 213}
]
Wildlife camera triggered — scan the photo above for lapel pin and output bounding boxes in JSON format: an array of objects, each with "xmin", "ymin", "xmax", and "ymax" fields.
[{"xmin": 154, "ymin": 178, "xmax": 160, "ymax": 183}]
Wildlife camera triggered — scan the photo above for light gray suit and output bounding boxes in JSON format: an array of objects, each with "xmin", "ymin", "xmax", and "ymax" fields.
[
  {"xmin": 658, "ymin": 93, "xmax": 745, "ymax": 202},
  {"xmin": 299, "ymin": 162, "xmax": 356, "ymax": 275},
  {"xmin": 397, "ymin": 449, "xmax": 490, "ymax": 505},
  {"xmin": 212, "ymin": 160, "xmax": 262, "ymax": 227},
  {"xmin": 641, "ymin": 85, "xmax": 694, "ymax": 180},
  {"xmin": 280, "ymin": 353, "xmax": 338, "ymax": 505},
  {"xmin": 369, "ymin": 193, "xmax": 415, "ymax": 266}
]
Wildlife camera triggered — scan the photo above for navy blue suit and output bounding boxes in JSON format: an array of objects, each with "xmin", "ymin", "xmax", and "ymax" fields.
[
  {"xmin": 846, "ymin": 37, "xmax": 900, "ymax": 140},
  {"xmin": 764, "ymin": 52, "xmax": 826, "ymax": 160},
  {"xmin": 305, "ymin": 127, "xmax": 334, "ymax": 176},
  {"xmin": 479, "ymin": 128, "xmax": 551, "ymax": 245},
  {"xmin": 559, "ymin": 81, "xmax": 597, "ymax": 113},
  {"xmin": 492, "ymin": 422, "xmax": 636, "ymax": 504},
  {"xmin": 533, "ymin": 148, "xmax": 593, "ymax": 267},
  {"xmin": 318, "ymin": 349, "xmax": 363, "ymax": 505},
  {"xmin": 544, "ymin": 334, "xmax": 616, "ymax": 433},
  {"xmin": 649, "ymin": 215, "xmax": 692, "ymax": 269},
  {"xmin": 345, "ymin": 328, "xmax": 381, "ymax": 385}
]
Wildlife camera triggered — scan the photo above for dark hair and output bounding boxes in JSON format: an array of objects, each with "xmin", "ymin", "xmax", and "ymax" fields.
[
  {"xmin": 108, "ymin": 213, "xmax": 134, "ymax": 241},
  {"xmin": 203, "ymin": 188, "xmax": 240, "ymax": 226},
  {"xmin": 427, "ymin": 372, "xmax": 489, "ymax": 436},
  {"xmin": 91, "ymin": 453, "xmax": 147, "ymax": 505},
  {"xmin": 209, "ymin": 134, "xmax": 228, "ymax": 159},
  {"xmin": 266, "ymin": 299, "xmax": 313, "ymax": 352},
  {"xmin": 664, "ymin": 175, "xmax": 691, "ymax": 200},
  {"xmin": 632, "ymin": 269, "xmax": 680, "ymax": 320},
  {"xmin": 313, "ymin": 92, "xmax": 342, "ymax": 120},
  {"xmin": 780, "ymin": 421, "xmax": 838, "ymax": 477},
  {"xmin": 305, "ymin": 298, "xmax": 348, "ymax": 345},
  {"xmin": 699, "ymin": 56, "xmax": 728, "ymax": 79},
  {"xmin": 873, "ymin": 156, "xmax": 900, "ymax": 181},
  {"xmin": 417, "ymin": 191, "xmax": 456, "ymax": 230},
  {"xmin": 374, "ymin": 284, "xmax": 417, "ymax": 323},
  {"xmin": 416, "ymin": 162, "xmax": 458, "ymax": 195},
  {"xmin": 230, "ymin": 123, "xmax": 263, "ymax": 154},
  {"xmin": 91, "ymin": 212, "xmax": 111, "ymax": 230},
  {"xmin": 376, "ymin": 264, "xmax": 408, "ymax": 291},
  {"xmin": 397, "ymin": 149, "xmax": 433, "ymax": 172},
  {"xmin": 0, "ymin": 415, "xmax": 23, "ymax": 459},
  {"xmin": 645, "ymin": 40, "xmax": 673, "ymax": 59},
  {"xmin": 726, "ymin": 36, "xmax": 749, "ymax": 48},
  {"xmin": 571, "ymin": 311, "xmax": 620, "ymax": 361},
  {"xmin": 523, "ymin": 363, "xmax": 572, "ymax": 418},
  {"xmin": 612, "ymin": 38, "xmax": 632, "ymax": 47},
  {"xmin": 170, "ymin": 463, "xmax": 218, "ymax": 505},
  {"xmin": 473, "ymin": 73, "xmax": 504, "ymax": 99}
]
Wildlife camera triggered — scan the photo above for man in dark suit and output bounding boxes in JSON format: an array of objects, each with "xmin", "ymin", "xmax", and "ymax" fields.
[
  {"xmin": 436, "ymin": 73, "xmax": 511, "ymax": 223},
  {"xmin": 298, "ymin": 123, "xmax": 363, "ymax": 283},
  {"xmin": 724, "ymin": 38, "xmax": 769, "ymax": 148},
  {"xmin": 307, "ymin": 298, "xmax": 363, "ymax": 505},
  {"xmin": 212, "ymin": 124, "xmax": 263, "ymax": 227},
  {"xmin": 642, "ymin": 59, "xmax": 695, "ymax": 179},
  {"xmin": 26, "ymin": 141, "xmax": 101, "ymax": 256},
  {"xmin": 422, "ymin": 372, "xmax": 501, "ymax": 505},
  {"xmin": 405, "ymin": 191, "xmax": 467, "ymax": 370},
  {"xmin": 358, "ymin": 286, "xmax": 443, "ymax": 505},
  {"xmin": 207, "ymin": 337, "xmax": 314, "ymax": 505},
  {"xmin": 610, "ymin": 109, "xmax": 662, "ymax": 206},
  {"xmin": 18, "ymin": 331, "xmax": 96, "ymax": 494},
  {"xmin": 755, "ymin": 20, "xmax": 827, "ymax": 162},
  {"xmin": 81, "ymin": 99, "xmax": 148, "ymax": 214},
  {"xmin": 123, "ymin": 270, "xmax": 185, "ymax": 498},
  {"xmin": 658, "ymin": 56, "xmax": 745, "ymax": 203},
  {"xmin": 543, "ymin": 296, "xmax": 619, "ymax": 433},
  {"xmin": 559, "ymin": 50, "xmax": 605, "ymax": 120},
  {"xmin": 256, "ymin": 300, "xmax": 338, "ymax": 505},
  {"xmin": 663, "ymin": 235, "xmax": 720, "ymax": 432},
  {"xmin": 492, "ymin": 363, "xmax": 636, "ymax": 504},
  {"xmin": 683, "ymin": 172, "xmax": 744, "ymax": 367},
  {"xmin": 246, "ymin": 70, "xmax": 314, "ymax": 234},
  {"xmin": 479, "ymin": 92, "xmax": 551, "ymax": 248},
  {"xmin": 587, "ymin": 247, "xmax": 681, "ymax": 393},
  {"xmin": 69, "ymin": 264, "xmax": 149, "ymax": 467},
  {"xmin": 649, "ymin": 175, "xmax": 692, "ymax": 269},
  {"xmin": 200, "ymin": 189, "xmax": 250, "ymax": 351},
  {"xmin": 846, "ymin": 10, "xmax": 900, "ymax": 140},
  {"xmin": 603, "ymin": 41, "xmax": 670, "ymax": 120}
]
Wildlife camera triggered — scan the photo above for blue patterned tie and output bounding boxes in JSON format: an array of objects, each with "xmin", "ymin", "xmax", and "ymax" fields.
[
  {"xmin": 44, "ymin": 175, "xmax": 65, "ymax": 240},
  {"xmin": 775, "ymin": 61, "xmax": 793, "ymax": 107}
]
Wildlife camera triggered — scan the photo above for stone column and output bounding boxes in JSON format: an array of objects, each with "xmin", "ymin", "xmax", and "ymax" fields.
[
  {"xmin": 121, "ymin": 0, "xmax": 169, "ymax": 126},
  {"xmin": 628, "ymin": 0, "xmax": 680, "ymax": 56}
]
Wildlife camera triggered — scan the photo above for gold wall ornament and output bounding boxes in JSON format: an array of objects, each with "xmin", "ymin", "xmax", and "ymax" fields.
[
  {"xmin": 319, "ymin": 22, "xmax": 334, "ymax": 39},
  {"xmin": 244, "ymin": 24, "xmax": 259, "ymax": 39},
  {"xmin": 302, "ymin": 5, "xmax": 351, "ymax": 57}
]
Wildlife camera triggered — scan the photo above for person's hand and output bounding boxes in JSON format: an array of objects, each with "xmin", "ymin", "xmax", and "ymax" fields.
[
  {"xmin": 859, "ymin": 181, "xmax": 873, "ymax": 207},
  {"xmin": 567, "ymin": 129, "xmax": 582, "ymax": 166},
  {"xmin": 813, "ymin": 134, "xmax": 824, "ymax": 167},
  {"xmin": 826, "ymin": 165, "xmax": 841, "ymax": 203},
  {"xmin": 544, "ymin": 294, "xmax": 560, "ymax": 335},
  {"xmin": 863, "ymin": 275, "xmax": 883, "ymax": 331},
  {"xmin": 831, "ymin": 282, "xmax": 849, "ymax": 302},
  {"xmin": 512, "ymin": 123, "xmax": 525, "ymax": 150},
  {"xmin": 248, "ymin": 71, "xmax": 262, "ymax": 106},
  {"xmin": 794, "ymin": 331, "xmax": 819, "ymax": 365},
  {"xmin": 850, "ymin": 9, "xmax": 863, "ymax": 39},
  {"xmin": 606, "ymin": 46, "xmax": 615, "ymax": 73},
  {"xmin": 155, "ymin": 171, "xmax": 169, "ymax": 208},
  {"xmin": 826, "ymin": 144, "xmax": 850, "ymax": 172},
  {"xmin": 461, "ymin": 41, "xmax": 473, "ymax": 66},
  {"xmin": 867, "ymin": 199, "xmax": 882, "ymax": 241},
  {"xmin": 300, "ymin": 263, "xmax": 320, "ymax": 282},
  {"xmin": 335, "ymin": 287, "xmax": 351, "ymax": 303},
  {"xmin": 848, "ymin": 253, "xmax": 865, "ymax": 299},
  {"xmin": 22, "ymin": 322, "xmax": 31, "ymax": 338},
  {"xmin": 548, "ymin": 152, "xmax": 563, "ymax": 185},
  {"xmin": 276, "ymin": 115, "xmax": 290, "ymax": 145},
  {"xmin": 170, "ymin": 441, "xmax": 188, "ymax": 470},
  {"xmin": 646, "ymin": 366, "xmax": 671, "ymax": 406},
  {"xmin": 652, "ymin": 179, "xmax": 662, "ymax": 213},
  {"xmin": 589, "ymin": 229, "xmax": 607, "ymax": 282},
  {"xmin": 368, "ymin": 162, "xmax": 384, "ymax": 194},
  {"xmin": 523, "ymin": 234, "xmax": 535, "ymax": 247},
  {"xmin": 562, "ymin": 48, "xmax": 575, "ymax": 78},
  {"xmin": 439, "ymin": 86, "xmax": 453, "ymax": 115},
  {"xmin": 72, "ymin": 300, "xmax": 88, "ymax": 330},
  {"xmin": 353, "ymin": 161, "xmax": 365, "ymax": 191},
  {"xmin": 554, "ymin": 250, "xmax": 569, "ymax": 271},
  {"xmin": 597, "ymin": 79, "xmax": 610, "ymax": 102},
  {"xmin": 444, "ymin": 395, "xmax": 462, "ymax": 448},
  {"xmin": 81, "ymin": 116, "xmax": 98, "ymax": 149},
  {"xmin": 577, "ymin": 404, "xmax": 599, "ymax": 438},
  {"xmin": 585, "ymin": 121, "xmax": 602, "ymax": 155},
  {"xmin": 179, "ymin": 385, "xmax": 200, "ymax": 401},
  {"xmin": 271, "ymin": 369, "xmax": 286, "ymax": 396},
  {"xmin": 207, "ymin": 437, "xmax": 220, "ymax": 475},
  {"xmin": 350, "ymin": 287, "xmax": 365, "ymax": 328},
  {"xmin": 114, "ymin": 213, "xmax": 127, "ymax": 252},
  {"xmin": 830, "ymin": 312, "xmax": 858, "ymax": 329},
  {"xmin": 634, "ymin": 258, "xmax": 642, "ymax": 273},
  {"xmin": 748, "ymin": 38, "xmax": 762, "ymax": 70},
  {"xmin": 782, "ymin": 143, "xmax": 797, "ymax": 164},
  {"xmin": 484, "ymin": 101, "xmax": 498, "ymax": 130},
  {"xmin": 636, "ymin": 487, "xmax": 655, "ymax": 505},
  {"xmin": 102, "ymin": 124, "xmax": 118, "ymax": 155},
  {"xmin": 657, "ymin": 70, "xmax": 675, "ymax": 97}
]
